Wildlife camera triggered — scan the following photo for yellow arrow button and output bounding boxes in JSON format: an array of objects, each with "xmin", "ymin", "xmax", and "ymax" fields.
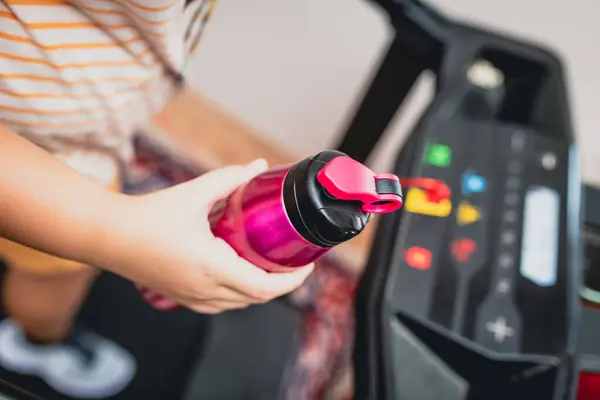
[{"xmin": 457, "ymin": 201, "xmax": 481, "ymax": 226}]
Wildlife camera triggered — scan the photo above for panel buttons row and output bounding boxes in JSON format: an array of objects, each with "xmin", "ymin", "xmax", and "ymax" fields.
[
  {"xmin": 450, "ymin": 170, "xmax": 490, "ymax": 333},
  {"xmin": 405, "ymin": 140, "xmax": 453, "ymax": 218},
  {"xmin": 401, "ymin": 131, "xmax": 493, "ymax": 330},
  {"xmin": 490, "ymin": 132, "xmax": 527, "ymax": 298},
  {"xmin": 392, "ymin": 139, "xmax": 454, "ymax": 318},
  {"xmin": 451, "ymin": 201, "xmax": 486, "ymax": 269},
  {"xmin": 474, "ymin": 130, "xmax": 526, "ymax": 353},
  {"xmin": 394, "ymin": 213, "xmax": 449, "ymax": 317}
]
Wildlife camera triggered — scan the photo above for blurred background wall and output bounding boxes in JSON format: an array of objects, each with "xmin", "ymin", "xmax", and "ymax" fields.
[{"xmin": 186, "ymin": 0, "xmax": 600, "ymax": 185}]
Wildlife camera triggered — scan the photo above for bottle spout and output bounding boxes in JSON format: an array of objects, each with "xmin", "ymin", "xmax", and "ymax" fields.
[
  {"xmin": 317, "ymin": 156, "xmax": 451, "ymax": 215},
  {"xmin": 316, "ymin": 156, "xmax": 403, "ymax": 214}
]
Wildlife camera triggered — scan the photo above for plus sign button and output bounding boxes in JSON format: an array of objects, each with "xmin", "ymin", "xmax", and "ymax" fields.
[
  {"xmin": 485, "ymin": 317, "xmax": 515, "ymax": 343},
  {"xmin": 475, "ymin": 300, "xmax": 522, "ymax": 353}
]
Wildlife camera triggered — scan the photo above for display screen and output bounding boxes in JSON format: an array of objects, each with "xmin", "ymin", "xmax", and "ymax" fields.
[{"xmin": 520, "ymin": 186, "xmax": 560, "ymax": 287}]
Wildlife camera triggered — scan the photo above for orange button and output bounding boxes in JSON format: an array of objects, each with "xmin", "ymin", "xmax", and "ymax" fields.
[{"xmin": 405, "ymin": 247, "xmax": 432, "ymax": 270}]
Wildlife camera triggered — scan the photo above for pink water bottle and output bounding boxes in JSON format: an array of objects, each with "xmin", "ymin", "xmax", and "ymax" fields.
[{"xmin": 139, "ymin": 150, "xmax": 406, "ymax": 310}]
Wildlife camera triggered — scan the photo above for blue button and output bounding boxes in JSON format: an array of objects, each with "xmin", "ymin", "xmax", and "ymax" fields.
[{"xmin": 462, "ymin": 169, "xmax": 486, "ymax": 196}]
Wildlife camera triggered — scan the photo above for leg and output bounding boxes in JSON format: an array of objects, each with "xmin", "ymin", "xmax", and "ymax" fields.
[
  {"xmin": 0, "ymin": 162, "xmax": 136, "ymax": 398},
  {"xmin": 0, "ymin": 170, "xmax": 117, "ymax": 343},
  {"xmin": 2, "ymin": 260, "xmax": 98, "ymax": 343},
  {"xmin": 0, "ymin": 239, "xmax": 136, "ymax": 399}
]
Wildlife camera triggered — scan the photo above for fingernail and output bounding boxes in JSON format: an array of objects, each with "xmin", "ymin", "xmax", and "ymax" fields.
[{"xmin": 247, "ymin": 158, "xmax": 268, "ymax": 171}]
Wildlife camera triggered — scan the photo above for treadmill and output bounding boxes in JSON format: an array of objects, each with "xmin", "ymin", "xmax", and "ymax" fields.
[
  {"xmin": 0, "ymin": 1, "xmax": 590, "ymax": 399},
  {"xmin": 339, "ymin": 1, "xmax": 584, "ymax": 399}
]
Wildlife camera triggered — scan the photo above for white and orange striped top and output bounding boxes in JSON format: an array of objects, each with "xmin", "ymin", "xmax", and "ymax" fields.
[{"xmin": 0, "ymin": 0, "xmax": 214, "ymax": 185}]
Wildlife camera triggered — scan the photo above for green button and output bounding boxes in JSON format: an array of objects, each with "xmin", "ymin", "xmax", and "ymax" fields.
[{"xmin": 424, "ymin": 142, "xmax": 451, "ymax": 167}]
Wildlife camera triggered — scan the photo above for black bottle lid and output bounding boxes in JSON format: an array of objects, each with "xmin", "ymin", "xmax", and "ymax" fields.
[{"xmin": 282, "ymin": 150, "xmax": 403, "ymax": 248}]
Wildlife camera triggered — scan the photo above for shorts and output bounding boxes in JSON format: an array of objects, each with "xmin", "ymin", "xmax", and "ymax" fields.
[{"xmin": 0, "ymin": 176, "xmax": 121, "ymax": 276}]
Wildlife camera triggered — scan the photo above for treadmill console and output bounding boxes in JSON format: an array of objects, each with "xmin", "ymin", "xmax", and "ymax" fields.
[
  {"xmin": 339, "ymin": 1, "xmax": 583, "ymax": 399},
  {"xmin": 395, "ymin": 123, "xmax": 572, "ymax": 360}
]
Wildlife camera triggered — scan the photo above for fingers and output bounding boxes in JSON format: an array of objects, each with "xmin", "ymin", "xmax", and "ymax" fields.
[
  {"xmin": 248, "ymin": 264, "xmax": 314, "ymax": 301},
  {"xmin": 195, "ymin": 159, "xmax": 268, "ymax": 208},
  {"xmin": 189, "ymin": 300, "xmax": 251, "ymax": 315},
  {"xmin": 189, "ymin": 305, "xmax": 222, "ymax": 315},
  {"xmin": 217, "ymin": 260, "xmax": 314, "ymax": 302},
  {"xmin": 137, "ymin": 285, "xmax": 181, "ymax": 311},
  {"xmin": 208, "ymin": 238, "xmax": 314, "ymax": 302},
  {"xmin": 138, "ymin": 284, "xmax": 251, "ymax": 313},
  {"xmin": 152, "ymin": 297, "xmax": 181, "ymax": 311},
  {"xmin": 212, "ymin": 285, "xmax": 257, "ymax": 303},
  {"xmin": 188, "ymin": 284, "xmax": 262, "ymax": 304}
]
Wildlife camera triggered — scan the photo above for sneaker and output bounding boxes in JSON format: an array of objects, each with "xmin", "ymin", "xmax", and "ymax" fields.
[{"xmin": 0, "ymin": 318, "xmax": 136, "ymax": 398}]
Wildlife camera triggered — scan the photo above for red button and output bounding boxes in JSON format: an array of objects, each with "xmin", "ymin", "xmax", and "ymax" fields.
[
  {"xmin": 452, "ymin": 238, "xmax": 477, "ymax": 263},
  {"xmin": 578, "ymin": 372, "xmax": 600, "ymax": 400},
  {"xmin": 405, "ymin": 247, "xmax": 432, "ymax": 270}
]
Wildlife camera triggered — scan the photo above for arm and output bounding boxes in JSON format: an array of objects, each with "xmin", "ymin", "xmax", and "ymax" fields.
[
  {"xmin": 0, "ymin": 127, "xmax": 313, "ymax": 312},
  {"xmin": 150, "ymin": 89, "xmax": 376, "ymax": 269},
  {"xmin": 0, "ymin": 126, "xmax": 125, "ymax": 265}
]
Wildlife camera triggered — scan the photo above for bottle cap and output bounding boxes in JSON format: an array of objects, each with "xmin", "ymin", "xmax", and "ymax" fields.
[
  {"xmin": 283, "ymin": 151, "xmax": 403, "ymax": 248},
  {"xmin": 316, "ymin": 156, "xmax": 403, "ymax": 214}
]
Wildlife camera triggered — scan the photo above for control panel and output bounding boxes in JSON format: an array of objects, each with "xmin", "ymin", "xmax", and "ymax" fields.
[
  {"xmin": 392, "ymin": 123, "xmax": 570, "ymax": 357},
  {"xmin": 355, "ymin": 104, "xmax": 580, "ymax": 400},
  {"xmin": 346, "ymin": 2, "xmax": 582, "ymax": 399}
]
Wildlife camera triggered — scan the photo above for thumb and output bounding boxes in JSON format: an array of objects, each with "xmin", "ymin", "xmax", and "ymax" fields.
[{"xmin": 197, "ymin": 159, "xmax": 268, "ymax": 203}]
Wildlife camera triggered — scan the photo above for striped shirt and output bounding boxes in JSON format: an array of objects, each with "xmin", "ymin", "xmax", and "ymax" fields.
[{"xmin": 0, "ymin": 0, "xmax": 214, "ymax": 185}]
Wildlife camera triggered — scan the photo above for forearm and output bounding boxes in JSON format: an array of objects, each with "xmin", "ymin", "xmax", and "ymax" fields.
[{"xmin": 0, "ymin": 126, "xmax": 126, "ymax": 265}]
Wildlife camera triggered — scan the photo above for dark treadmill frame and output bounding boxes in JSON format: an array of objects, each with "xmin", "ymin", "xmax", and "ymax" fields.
[
  {"xmin": 579, "ymin": 184, "xmax": 600, "ymax": 370},
  {"xmin": 339, "ymin": 1, "xmax": 582, "ymax": 399}
]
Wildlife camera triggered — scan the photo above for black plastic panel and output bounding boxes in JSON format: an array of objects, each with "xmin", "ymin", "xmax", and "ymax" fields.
[
  {"xmin": 347, "ymin": 1, "xmax": 582, "ymax": 399},
  {"xmin": 388, "ymin": 122, "xmax": 571, "ymax": 358}
]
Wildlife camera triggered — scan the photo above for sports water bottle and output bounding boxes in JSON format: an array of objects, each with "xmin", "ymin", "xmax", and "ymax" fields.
[{"xmin": 139, "ymin": 150, "xmax": 449, "ymax": 310}]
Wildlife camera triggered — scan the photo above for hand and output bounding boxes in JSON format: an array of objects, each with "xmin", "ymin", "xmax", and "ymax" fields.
[{"xmin": 95, "ymin": 160, "xmax": 314, "ymax": 314}]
